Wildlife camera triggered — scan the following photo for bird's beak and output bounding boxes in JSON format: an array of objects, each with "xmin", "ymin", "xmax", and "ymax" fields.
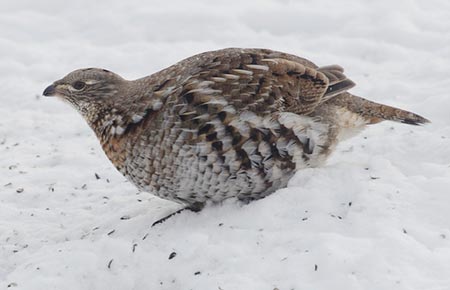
[{"xmin": 43, "ymin": 84, "xmax": 56, "ymax": 97}]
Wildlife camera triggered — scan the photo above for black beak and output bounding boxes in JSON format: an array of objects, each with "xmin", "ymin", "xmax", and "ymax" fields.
[{"xmin": 43, "ymin": 84, "xmax": 56, "ymax": 96}]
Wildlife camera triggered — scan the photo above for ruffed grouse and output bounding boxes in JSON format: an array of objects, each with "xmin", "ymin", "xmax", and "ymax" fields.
[{"xmin": 43, "ymin": 48, "xmax": 429, "ymax": 212}]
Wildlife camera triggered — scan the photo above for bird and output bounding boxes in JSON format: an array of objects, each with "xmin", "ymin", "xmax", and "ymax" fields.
[{"xmin": 43, "ymin": 48, "xmax": 429, "ymax": 215}]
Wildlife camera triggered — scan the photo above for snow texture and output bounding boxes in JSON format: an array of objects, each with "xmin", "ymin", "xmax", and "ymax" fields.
[{"xmin": 1, "ymin": 0, "xmax": 450, "ymax": 289}]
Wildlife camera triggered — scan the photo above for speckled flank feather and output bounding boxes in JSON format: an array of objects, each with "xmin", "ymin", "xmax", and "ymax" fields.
[{"xmin": 44, "ymin": 48, "xmax": 429, "ymax": 209}]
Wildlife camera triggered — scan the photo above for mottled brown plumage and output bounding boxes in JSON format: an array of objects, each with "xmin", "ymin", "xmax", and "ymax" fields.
[{"xmin": 43, "ymin": 48, "xmax": 429, "ymax": 211}]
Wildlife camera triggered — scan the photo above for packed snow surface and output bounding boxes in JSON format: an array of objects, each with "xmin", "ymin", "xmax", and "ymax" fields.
[{"xmin": 1, "ymin": 0, "xmax": 450, "ymax": 289}]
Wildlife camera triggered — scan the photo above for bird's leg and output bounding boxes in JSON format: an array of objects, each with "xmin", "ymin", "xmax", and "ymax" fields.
[{"xmin": 151, "ymin": 202, "xmax": 205, "ymax": 227}]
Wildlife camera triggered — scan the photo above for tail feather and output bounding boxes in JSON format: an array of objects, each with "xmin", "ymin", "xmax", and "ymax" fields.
[
  {"xmin": 394, "ymin": 110, "xmax": 430, "ymax": 125},
  {"xmin": 316, "ymin": 65, "xmax": 430, "ymax": 126},
  {"xmin": 328, "ymin": 93, "xmax": 430, "ymax": 125},
  {"xmin": 363, "ymin": 97, "xmax": 430, "ymax": 125}
]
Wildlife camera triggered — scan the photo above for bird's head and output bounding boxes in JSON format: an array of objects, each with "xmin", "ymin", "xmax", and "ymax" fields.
[{"xmin": 43, "ymin": 68, "xmax": 126, "ymax": 111}]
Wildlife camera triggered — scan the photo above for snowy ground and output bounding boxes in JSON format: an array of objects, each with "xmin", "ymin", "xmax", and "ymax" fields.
[{"xmin": 1, "ymin": 0, "xmax": 450, "ymax": 289}]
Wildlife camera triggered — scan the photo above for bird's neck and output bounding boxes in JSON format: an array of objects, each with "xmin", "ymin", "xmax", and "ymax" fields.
[
  {"xmin": 80, "ymin": 104, "xmax": 133, "ymax": 172},
  {"xmin": 81, "ymin": 96, "xmax": 159, "ymax": 172}
]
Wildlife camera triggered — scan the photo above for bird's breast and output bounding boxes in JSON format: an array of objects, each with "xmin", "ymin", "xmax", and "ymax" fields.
[{"xmin": 101, "ymin": 135, "xmax": 128, "ymax": 171}]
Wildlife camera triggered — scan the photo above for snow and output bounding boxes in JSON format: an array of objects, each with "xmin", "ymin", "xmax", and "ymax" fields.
[{"xmin": 1, "ymin": 0, "xmax": 450, "ymax": 289}]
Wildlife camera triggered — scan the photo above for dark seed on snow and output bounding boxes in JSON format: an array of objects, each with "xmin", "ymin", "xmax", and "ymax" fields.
[{"xmin": 168, "ymin": 252, "xmax": 177, "ymax": 260}]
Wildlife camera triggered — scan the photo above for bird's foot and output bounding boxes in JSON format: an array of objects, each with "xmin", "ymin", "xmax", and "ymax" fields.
[
  {"xmin": 151, "ymin": 202, "xmax": 204, "ymax": 227},
  {"xmin": 151, "ymin": 208, "xmax": 187, "ymax": 227}
]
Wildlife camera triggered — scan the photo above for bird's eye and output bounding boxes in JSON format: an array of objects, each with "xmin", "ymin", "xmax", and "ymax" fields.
[{"xmin": 73, "ymin": 81, "xmax": 86, "ymax": 90}]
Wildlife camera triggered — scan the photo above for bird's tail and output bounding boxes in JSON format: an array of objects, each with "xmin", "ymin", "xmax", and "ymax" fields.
[{"xmin": 331, "ymin": 93, "xmax": 430, "ymax": 125}]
